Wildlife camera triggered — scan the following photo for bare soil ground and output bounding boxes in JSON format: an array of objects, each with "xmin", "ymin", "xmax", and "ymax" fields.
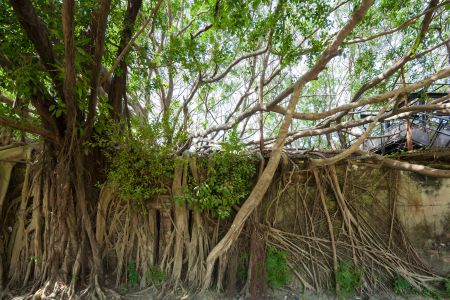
[{"xmin": 121, "ymin": 287, "xmax": 434, "ymax": 300}]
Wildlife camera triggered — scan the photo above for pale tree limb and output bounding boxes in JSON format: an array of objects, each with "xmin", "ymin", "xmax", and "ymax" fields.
[
  {"xmin": 310, "ymin": 97, "xmax": 395, "ymax": 167},
  {"xmin": 269, "ymin": 67, "xmax": 450, "ymax": 121},
  {"xmin": 253, "ymin": 98, "xmax": 450, "ymax": 148},
  {"xmin": 0, "ymin": 116, "xmax": 60, "ymax": 144},
  {"xmin": 354, "ymin": 150, "xmax": 450, "ymax": 178}
]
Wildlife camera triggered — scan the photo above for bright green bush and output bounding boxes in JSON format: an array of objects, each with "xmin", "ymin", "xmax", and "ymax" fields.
[
  {"xmin": 184, "ymin": 128, "xmax": 256, "ymax": 219},
  {"xmin": 104, "ymin": 120, "xmax": 175, "ymax": 207}
]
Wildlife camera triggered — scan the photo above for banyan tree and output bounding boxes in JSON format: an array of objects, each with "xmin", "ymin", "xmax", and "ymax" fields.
[{"xmin": 0, "ymin": 0, "xmax": 449, "ymax": 298}]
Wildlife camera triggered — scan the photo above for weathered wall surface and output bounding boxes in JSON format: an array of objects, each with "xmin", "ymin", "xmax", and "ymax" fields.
[
  {"xmin": 267, "ymin": 162, "xmax": 450, "ymax": 278},
  {"xmin": 397, "ymin": 173, "xmax": 450, "ymax": 275}
]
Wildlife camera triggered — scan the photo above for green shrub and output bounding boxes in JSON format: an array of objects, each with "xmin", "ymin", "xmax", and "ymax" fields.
[
  {"xmin": 102, "ymin": 120, "xmax": 175, "ymax": 208},
  {"xmin": 266, "ymin": 246, "xmax": 290, "ymax": 290},
  {"xmin": 184, "ymin": 128, "xmax": 256, "ymax": 219},
  {"xmin": 336, "ymin": 261, "xmax": 363, "ymax": 297}
]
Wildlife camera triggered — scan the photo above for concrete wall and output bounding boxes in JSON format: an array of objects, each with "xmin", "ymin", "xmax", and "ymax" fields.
[{"xmin": 397, "ymin": 173, "xmax": 450, "ymax": 275}]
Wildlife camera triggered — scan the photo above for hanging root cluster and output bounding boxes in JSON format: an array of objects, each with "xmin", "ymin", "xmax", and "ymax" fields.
[
  {"xmin": 0, "ymin": 143, "xmax": 445, "ymax": 299},
  {"xmin": 0, "ymin": 143, "xmax": 112, "ymax": 299},
  {"xmin": 263, "ymin": 161, "xmax": 443, "ymax": 297}
]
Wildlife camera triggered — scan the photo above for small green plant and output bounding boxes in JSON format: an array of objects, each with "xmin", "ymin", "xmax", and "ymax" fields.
[
  {"xmin": 393, "ymin": 275, "xmax": 444, "ymax": 299},
  {"xmin": 393, "ymin": 275, "xmax": 412, "ymax": 295},
  {"xmin": 335, "ymin": 261, "xmax": 363, "ymax": 297},
  {"xmin": 144, "ymin": 265, "xmax": 166, "ymax": 284},
  {"xmin": 127, "ymin": 260, "xmax": 138, "ymax": 288},
  {"xmin": 266, "ymin": 246, "xmax": 290, "ymax": 290},
  {"xmin": 184, "ymin": 127, "xmax": 256, "ymax": 219}
]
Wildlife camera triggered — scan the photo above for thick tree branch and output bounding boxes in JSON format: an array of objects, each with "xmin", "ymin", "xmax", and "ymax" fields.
[
  {"xmin": 0, "ymin": 116, "xmax": 60, "ymax": 144},
  {"xmin": 106, "ymin": 0, "xmax": 163, "ymax": 81},
  {"xmin": 355, "ymin": 151, "xmax": 450, "ymax": 178},
  {"xmin": 310, "ymin": 97, "xmax": 395, "ymax": 166},
  {"xmin": 269, "ymin": 67, "xmax": 450, "ymax": 121},
  {"xmin": 83, "ymin": 0, "xmax": 112, "ymax": 141},
  {"xmin": 281, "ymin": 103, "xmax": 450, "ymax": 146},
  {"xmin": 108, "ymin": 0, "xmax": 146, "ymax": 120},
  {"xmin": 62, "ymin": 0, "xmax": 77, "ymax": 138}
]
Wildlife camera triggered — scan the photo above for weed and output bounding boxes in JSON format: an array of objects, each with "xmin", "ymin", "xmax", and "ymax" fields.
[
  {"xmin": 335, "ymin": 261, "xmax": 363, "ymax": 297},
  {"xmin": 145, "ymin": 265, "xmax": 166, "ymax": 284},
  {"xmin": 393, "ymin": 275, "xmax": 412, "ymax": 295},
  {"xmin": 266, "ymin": 246, "xmax": 290, "ymax": 290},
  {"xmin": 393, "ymin": 275, "xmax": 442, "ymax": 299},
  {"xmin": 127, "ymin": 260, "xmax": 138, "ymax": 288}
]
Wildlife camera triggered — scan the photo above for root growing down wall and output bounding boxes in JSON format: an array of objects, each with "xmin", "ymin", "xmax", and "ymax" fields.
[{"xmin": 0, "ymin": 145, "xmax": 448, "ymax": 299}]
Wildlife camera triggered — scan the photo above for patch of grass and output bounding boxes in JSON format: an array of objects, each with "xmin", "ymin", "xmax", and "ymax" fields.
[{"xmin": 266, "ymin": 246, "xmax": 290, "ymax": 290}]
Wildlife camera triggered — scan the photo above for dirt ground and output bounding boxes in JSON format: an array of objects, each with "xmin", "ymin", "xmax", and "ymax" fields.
[{"xmin": 121, "ymin": 287, "xmax": 435, "ymax": 300}]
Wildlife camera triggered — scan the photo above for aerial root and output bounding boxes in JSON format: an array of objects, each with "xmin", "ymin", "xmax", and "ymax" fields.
[{"xmin": 264, "ymin": 164, "xmax": 442, "ymax": 295}]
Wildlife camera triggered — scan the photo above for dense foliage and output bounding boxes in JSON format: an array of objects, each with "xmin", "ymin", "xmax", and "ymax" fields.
[
  {"xmin": 1, "ymin": 0, "xmax": 447, "ymax": 150},
  {"xmin": 104, "ymin": 121, "xmax": 175, "ymax": 207},
  {"xmin": 185, "ymin": 129, "xmax": 257, "ymax": 218}
]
